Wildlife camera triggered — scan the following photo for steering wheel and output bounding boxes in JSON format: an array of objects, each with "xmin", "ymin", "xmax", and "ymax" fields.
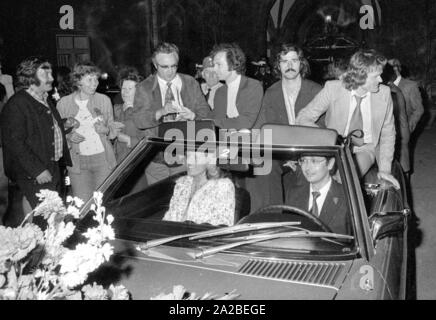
[{"xmin": 252, "ymin": 204, "xmax": 332, "ymax": 233}]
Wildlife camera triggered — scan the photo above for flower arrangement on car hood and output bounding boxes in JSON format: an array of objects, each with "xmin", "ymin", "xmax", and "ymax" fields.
[{"xmin": 0, "ymin": 190, "xmax": 129, "ymax": 300}]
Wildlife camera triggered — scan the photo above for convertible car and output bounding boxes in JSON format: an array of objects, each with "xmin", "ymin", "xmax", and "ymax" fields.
[{"xmin": 78, "ymin": 121, "xmax": 410, "ymax": 300}]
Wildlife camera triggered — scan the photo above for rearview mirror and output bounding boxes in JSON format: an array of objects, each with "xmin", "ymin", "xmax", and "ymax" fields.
[{"xmin": 369, "ymin": 209, "xmax": 410, "ymax": 245}]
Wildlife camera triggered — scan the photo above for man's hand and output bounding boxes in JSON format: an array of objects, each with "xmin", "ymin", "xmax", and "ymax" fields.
[
  {"xmin": 377, "ymin": 171, "xmax": 400, "ymax": 190},
  {"xmin": 283, "ymin": 160, "xmax": 298, "ymax": 172},
  {"xmin": 156, "ymin": 102, "xmax": 179, "ymax": 120},
  {"xmin": 69, "ymin": 132, "xmax": 85, "ymax": 144},
  {"xmin": 176, "ymin": 107, "xmax": 195, "ymax": 121},
  {"xmin": 36, "ymin": 170, "xmax": 52, "ymax": 184},
  {"xmin": 117, "ymin": 132, "xmax": 131, "ymax": 147}
]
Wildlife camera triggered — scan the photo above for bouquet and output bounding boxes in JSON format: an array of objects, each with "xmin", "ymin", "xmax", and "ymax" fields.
[{"xmin": 0, "ymin": 190, "xmax": 129, "ymax": 300}]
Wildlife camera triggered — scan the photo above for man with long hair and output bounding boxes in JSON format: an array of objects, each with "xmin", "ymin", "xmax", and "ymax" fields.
[
  {"xmin": 297, "ymin": 49, "xmax": 399, "ymax": 189},
  {"xmin": 0, "ymin": 57, "xmax": 71, "ymax": 216},
  {"xmin": 208, "ymin": 43, "xmax": 263, "ymax": 130}
]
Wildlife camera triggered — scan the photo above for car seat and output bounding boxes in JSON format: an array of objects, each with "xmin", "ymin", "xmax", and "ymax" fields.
[{"xmin": 234, "ymin": 186, "xmax": 251, "ymax": 223}]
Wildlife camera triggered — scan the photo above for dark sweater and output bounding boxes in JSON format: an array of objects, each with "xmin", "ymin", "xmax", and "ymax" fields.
[{"xmin": 0, "ymin": 89, "xmax": 71, "ymax": 180}]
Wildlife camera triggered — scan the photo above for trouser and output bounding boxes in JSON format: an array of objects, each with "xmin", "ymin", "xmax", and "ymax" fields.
[
  {"xmin": 353, "ymin": 145, "xmax": 376, "ymax": 177},
  {"xmin": 145, "ymin": 161, "xmax": 186, "ymax": 185},
  {"xmin": 0, "ymin": 148, "xmax": 9, "ymax": 225},
  {"xmin": 14, "ymin": 162, "xmax": 62, "ymax": 209},
  {"xmin": 69, "ymin": 153, "xmax": 111, "ymax": 203}
]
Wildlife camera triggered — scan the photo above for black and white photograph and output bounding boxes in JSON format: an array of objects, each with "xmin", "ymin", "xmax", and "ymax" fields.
[{"xmin": 0, "ymin": 0, "xmax": 435, "ymax": 305}]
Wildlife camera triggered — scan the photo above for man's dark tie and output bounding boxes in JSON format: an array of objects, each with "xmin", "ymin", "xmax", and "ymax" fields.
[
  {"xmin": 163, "ymin": 82, "xmax": 176, "ymax": 122},
  {"xmin": 205, "ymin": 88, "xmax": 211, "ymax": 101},
  {"xmin": 311, "ymin": 191, "xmax": 321, "ymax": 217},
  {"xmin": 349, "ymin": 95, "xmax": 364, "ymax": 146}
]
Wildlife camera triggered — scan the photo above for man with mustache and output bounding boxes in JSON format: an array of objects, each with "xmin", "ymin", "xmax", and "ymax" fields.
[
  {"xmin": 0, "ymin": 57, "xmax": 71, "ymax": 216},
  {"xmin": 255, "ymin": 44, "xmax": 322, "ymax": 128},
  {"xmin": 249, "ymin": 44, "xmax": 322, "ymax": 212}
]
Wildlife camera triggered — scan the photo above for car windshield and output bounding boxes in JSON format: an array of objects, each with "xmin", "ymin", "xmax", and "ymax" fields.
[{"xmin": 84, "ymin": 138, "xmax": 357, "ymax": 258}]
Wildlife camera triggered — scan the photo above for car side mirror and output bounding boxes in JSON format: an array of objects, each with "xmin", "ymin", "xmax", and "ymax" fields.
[{"xmin": 369, "ymin": 209, "xmax": 410, "ymax": 245}]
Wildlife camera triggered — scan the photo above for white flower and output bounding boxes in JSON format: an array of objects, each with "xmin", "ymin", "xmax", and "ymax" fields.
[
  {"xmin": 67, "ymin": 206, "xmax": 80, "ymax": 219},
  {"xmin": 108, "ymin": 284, "xmax": 129, "ymax": 300}
]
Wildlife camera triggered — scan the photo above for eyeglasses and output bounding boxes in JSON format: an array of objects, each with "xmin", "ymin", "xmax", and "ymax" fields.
[
  {"xmin": 298, "ymin": 158, "xmax": 327, "ymax": 166},
  {"xmin": 157, "ymin": 64, "xmax": 178, "ymax": 70}
]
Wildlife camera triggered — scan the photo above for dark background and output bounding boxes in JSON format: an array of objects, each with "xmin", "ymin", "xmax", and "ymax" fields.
[{"xmin": 0, "ymin": 0, "xmax": 435, "ymax": 95}]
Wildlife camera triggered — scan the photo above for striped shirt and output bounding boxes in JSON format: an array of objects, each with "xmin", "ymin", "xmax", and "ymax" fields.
[{"xmin": 27, "ymin": 87, "xmax": 63, "ymax": 161}]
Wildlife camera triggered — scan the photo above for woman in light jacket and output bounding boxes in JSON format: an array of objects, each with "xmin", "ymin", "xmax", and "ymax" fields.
[{"xmin": 57, "ymin": 62, "xmax": 117, "ymax": 203}]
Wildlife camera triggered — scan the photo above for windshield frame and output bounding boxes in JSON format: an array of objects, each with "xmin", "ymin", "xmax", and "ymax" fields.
[{"xmin": 78, "ymin": 138, "xmax": 366, "ymax": 260}]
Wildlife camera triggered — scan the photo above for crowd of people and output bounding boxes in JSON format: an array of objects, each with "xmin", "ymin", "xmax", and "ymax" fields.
[{"xmin": 0, "ymin": 40, "xmax": 427, "ymax": 228}]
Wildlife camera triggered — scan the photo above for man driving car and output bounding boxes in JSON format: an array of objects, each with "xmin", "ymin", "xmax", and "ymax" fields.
[{"xmin": 285, "ymin": 155, "xmax": 351, "ymax": 235}]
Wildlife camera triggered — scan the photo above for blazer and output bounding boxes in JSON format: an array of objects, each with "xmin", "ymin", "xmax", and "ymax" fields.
[
  {"xmin": 390, "ymin": 86, "xmax": 410, "ymax": 172},
  {"xmin": 0, "ymin": 89, "xmax": 71, "ymax": 181},
  {"xmin": 285, "ymin": 179, "xmax": 350, "ymax": 235},
  {"xmin": 56, "ymin": 92, "xmax": 117, "ymax": 174},
  {"xmin": 296, "ymin": 80, "xmax": 396, "ymax": 173},
  {"xmin": 132, "ymin": 73, "xmax": 210, "ymax": 136},
  {"xmin": 254, "ymin": 78, "xmax": 322, "ymax": 128},
  {"xmin": 113, "ymin": 104, "xmax": 145, "ymax": 163},
  {"xmin": 397, "ymin": 78, "xmax": 424, "ymax": 132},
  {"xmin": 209, "ymin": 75, "xmax": 263, "ymax": 130}
]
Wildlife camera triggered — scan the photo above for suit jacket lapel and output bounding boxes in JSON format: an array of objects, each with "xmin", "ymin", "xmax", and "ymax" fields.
[
  {"xmin": 370, "ymin": 91, "xmax": 384, "ymax": 141},
  {"xmin": 320, "ymin": 181, "xmax": 341, "ymax": 225},
  {"xmin": 235, "ymin": 75, "xmax": 247, "ymax": 111},
  {"xmin": 273, "ymin": 81, "xmax": 288, "ymax": 123},
  {"xmin": 295, "ymin": 79, "xmax": 309, "ymax": 117},
  {"xmin": 336, "ymin": 88, "xmax": 352, "ymax": 135},
  {"xmin": 151, "ymin": 75, "xmax": 163, "ymax": 108}
]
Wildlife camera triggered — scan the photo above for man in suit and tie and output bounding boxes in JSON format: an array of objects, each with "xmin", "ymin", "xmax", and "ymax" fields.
[
  {"xmin": 208, "ymin": 43, "xmax": 263, "ymax": 130},
  {"xmin": 297, "ymin": 49, "xmax": 400, "ymax": 189},
  {"xmin": 285, "ymin": 155, "xmax": 350, "ymax": 235},
  {"xmin": 132, "ymin": 42, "xmax": 210, "ymax": 183},
  {"xmin": 389, "ymin": 58, "xmax": 424, "ymax": 133}
]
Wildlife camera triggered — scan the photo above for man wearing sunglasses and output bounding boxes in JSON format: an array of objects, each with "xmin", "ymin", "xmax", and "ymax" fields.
[
  {"xmin": 285, "ymin": 155, "xmax": 350, "ymax": 235},
  {"xmin": 132, "ymin": 42, "xmax": 210, "ymax": 183}
]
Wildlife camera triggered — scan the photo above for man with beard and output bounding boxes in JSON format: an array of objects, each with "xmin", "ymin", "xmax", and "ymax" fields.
[
  {"xmin": 297, "ymin": 49, "xmax": 399, "ymax": 189},
  {"xmin": 255, "ymin": 44, "xmax": 322, "ymax": 128},
  {"xmin": 0, "ymin": 56, "xmax": 71, "ymax": 214}
]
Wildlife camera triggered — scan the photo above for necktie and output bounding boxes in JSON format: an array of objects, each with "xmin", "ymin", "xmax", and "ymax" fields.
[
  {"xmin": 205, "ymin": 88, "xmax": 211, "ymax": 101},
  {"xmin": 163, "ymin": 82, "xmax": 176, "ymax": 122},
  {"xmin": 311, "ymin": 191, "xmax": 321, "ymax": 217},
  {"xmin": 349, "ymin": 95, "xmax": 364, "ymax": 146}
]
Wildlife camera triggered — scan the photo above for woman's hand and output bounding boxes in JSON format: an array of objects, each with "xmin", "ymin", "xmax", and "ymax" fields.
[
  {"xmin": 69, "ymin": 132, "xmax": 85, "ymax": 144},
  {"xmin": 94, "ymin": 121, "xmax": 109, "ymax": 135}
]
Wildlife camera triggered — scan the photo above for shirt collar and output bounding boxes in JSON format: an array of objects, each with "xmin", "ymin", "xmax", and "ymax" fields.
[
  {"xmin": 27, "ymin": 87, "xmax": 49, "ymax": 105},
  {"xmin": 227, "ymin": 74, "xmax": 241, "ymax": 88},
  {"xmin": 350, "ymin": 90, "xmax": 370, "ymax": 99},
  {"xmin": 310, "ymin": 177, "xmax": 332, "ymax": 196},
  {"xmin": 157, "ymin": 74, "xmax": 181, "ymax": 89}
]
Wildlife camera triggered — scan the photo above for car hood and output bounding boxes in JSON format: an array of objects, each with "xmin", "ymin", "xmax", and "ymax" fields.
[{"xmin": 102, "ymin": 239, "xmax": 355, "ymax": 300}]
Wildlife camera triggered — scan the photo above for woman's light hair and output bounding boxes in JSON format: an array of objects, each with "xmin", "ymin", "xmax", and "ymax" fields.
[
  {"xmin": 71, "ymin": 61, "xmax": 101, "ymax": 91},
  {"xmin": 342, "ymin": 49, "xmax": 386, "ymax": 90}
]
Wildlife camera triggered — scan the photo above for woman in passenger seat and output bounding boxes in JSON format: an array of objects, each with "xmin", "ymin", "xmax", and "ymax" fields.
[{"xmin": 163, "ymin": 150, "xmax": 235, "ymax": 226}]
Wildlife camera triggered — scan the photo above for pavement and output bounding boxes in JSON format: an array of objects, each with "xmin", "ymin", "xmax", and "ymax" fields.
[{"xmin": 410, "ymin": 123, "xmax": 436, "ymax": 299}]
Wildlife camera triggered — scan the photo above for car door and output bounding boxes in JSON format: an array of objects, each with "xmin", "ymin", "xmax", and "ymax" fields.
[{"xmin": 368, "ymin": 180, "xmax": 409, "ymax": 299}]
